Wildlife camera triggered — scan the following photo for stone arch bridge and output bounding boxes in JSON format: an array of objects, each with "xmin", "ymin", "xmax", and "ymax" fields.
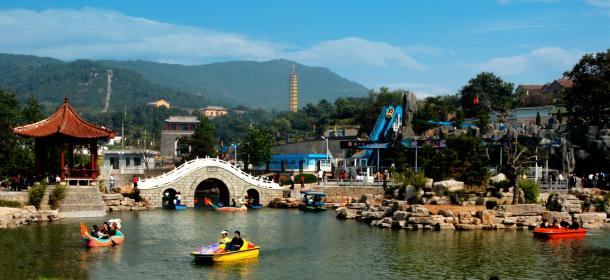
[{"xmin": 139, "ymin": 158, "xmax": 283, "ymax": 207}]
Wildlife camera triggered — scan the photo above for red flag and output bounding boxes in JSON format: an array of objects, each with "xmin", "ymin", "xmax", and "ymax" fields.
[{"xmin": 473, "ymin": 95, "xmax": 479, "ymax": 105}]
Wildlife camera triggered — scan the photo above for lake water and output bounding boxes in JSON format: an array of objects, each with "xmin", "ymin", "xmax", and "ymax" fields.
[{"xmin": 1, "ymin": 209, "xmax": 610, "ymax": 280}]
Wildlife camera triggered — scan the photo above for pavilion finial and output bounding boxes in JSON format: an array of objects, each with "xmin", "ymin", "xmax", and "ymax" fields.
[{"xmin": 64, "ymin": 97, "xmax": 69, "ymax": 104}]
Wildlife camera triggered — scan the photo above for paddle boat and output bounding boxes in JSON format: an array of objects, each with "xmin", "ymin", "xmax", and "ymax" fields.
[
  {"xmin": 204, "ymin": 197, "xmax": 248, "ymax": 212},
  {"xmin": 533, "ymin": 227, "xmax": 588, "ymax": 239},
  {"xmin": 175, "ymin": 204, "xmax": 187, "ymax": 210},
  {"xmin": 247, "ymin": 204, "xmax": 264, "ymax": 209},
  {"xmin": 191, "ymin": 240, "xmax": 260, "ymax": 262},
  {"xmin": 215, "ymin": 205, "xmax": 248, "ymax": 212},
  {"xmin": 80, "ymin": 222, "xmax": 125, "ymax": 247},
  {"xmin": 299, "ymin": 191, "xmax": 327, "ymax": 212}
]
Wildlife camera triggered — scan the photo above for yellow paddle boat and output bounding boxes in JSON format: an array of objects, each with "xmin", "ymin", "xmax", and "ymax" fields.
[{"xmin": 191, "ymin": 240, "xmax": 259, "ymax": 262}]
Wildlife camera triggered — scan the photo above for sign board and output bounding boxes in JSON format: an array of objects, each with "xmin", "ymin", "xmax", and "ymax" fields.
[{"xmin": 340, "ymin": 140, "xmax": 372, "ymax": 149}]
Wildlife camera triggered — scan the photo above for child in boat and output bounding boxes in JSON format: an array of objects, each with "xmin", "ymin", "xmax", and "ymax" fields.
[
  {"xmin": 539, "ymin": 219, "xmax": 550, "ymax": 228},
  {"xmin": 218, "ymin": 230, "xmax": 231, "ymax": 244}
]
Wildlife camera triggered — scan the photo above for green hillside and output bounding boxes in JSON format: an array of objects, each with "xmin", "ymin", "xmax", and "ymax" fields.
[
  {"xmin": 0, "ymin": 55, "xmax": 207, "ymax": 112},
  {"xmin": 99, "ymin": 59, "xmax": 369, "ymax": 109}
]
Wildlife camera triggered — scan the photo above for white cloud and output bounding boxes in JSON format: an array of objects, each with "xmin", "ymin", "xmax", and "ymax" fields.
[
  {"xmin": 475, "ymin": 47, "xmax": 585, "ymax": 76},
  {"xmin": 286, "ymin": 37, "xmax": 425, "ymax": 70},
  {"xmin": 0, "ymin": 8, "xmax": 425, "ymax": 71},
  {"xmin": 385, "ymin": 82, "xmax": 452, "ymax": 98},
  {"xmin": 585, "ymin": 0, "xmax": 610, "ymax": 8}
]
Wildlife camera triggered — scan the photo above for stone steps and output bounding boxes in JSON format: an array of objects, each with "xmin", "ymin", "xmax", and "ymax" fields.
[{"xmin": 58, "ymin": 186, "xmax": 107, "ymax": 217}]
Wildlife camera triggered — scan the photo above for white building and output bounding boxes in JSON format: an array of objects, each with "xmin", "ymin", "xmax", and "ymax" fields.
[{"xmin": 101, "ymin": 149, "xmax": 158, "ymax": 175}]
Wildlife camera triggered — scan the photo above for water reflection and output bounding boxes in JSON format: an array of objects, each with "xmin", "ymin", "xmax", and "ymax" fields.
[
  {"xmin": 2, "ymin": 210, "xmax": 610, "ymax": 279},
  {"xmin": 193, "ymin": 258, "xmax": 259, "ymax": 279}
]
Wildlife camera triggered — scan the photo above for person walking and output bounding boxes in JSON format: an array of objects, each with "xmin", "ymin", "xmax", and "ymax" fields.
[
  {"xmin": 109, "ymin": 175, "xmax": 115, "ymax": 193},
  {"xmin": 317, "ymin": 169, "xmax": 323, "ymax": 186},
  {"xmin": 289, "ymin": 174, "xmax": 295, "ymax": 190},
  {"xmin": 300, "ymin": 174, "xmax": 305, "ymax": 189}
]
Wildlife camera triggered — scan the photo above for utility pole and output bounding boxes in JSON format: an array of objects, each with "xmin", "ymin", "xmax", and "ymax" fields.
[{"xmin": 121, "ymin": 107, "xmax": 126, "ymax": 149}]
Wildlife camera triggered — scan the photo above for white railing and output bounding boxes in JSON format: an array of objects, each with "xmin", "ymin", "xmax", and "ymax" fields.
[{"xmin": 138, "ymin": 157, "xmax": 281, "ymax": 190}]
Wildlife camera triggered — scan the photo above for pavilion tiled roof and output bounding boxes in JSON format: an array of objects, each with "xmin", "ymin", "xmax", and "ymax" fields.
[{"xmin": 13, "ymin": 98, "xmax": 115, "ymax": 139}]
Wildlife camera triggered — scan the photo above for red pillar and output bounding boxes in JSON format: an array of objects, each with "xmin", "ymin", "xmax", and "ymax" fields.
[
  {"xmin": 34, "ymin": 139, "xmax": 41, "ymax": 181},
  {"xmin": 60, "ymin": 142, "xmax": 65, "ymax": 182},
  {"xmin": 90, "ymin": 142, "xmax": 98, "ymax": 179}
]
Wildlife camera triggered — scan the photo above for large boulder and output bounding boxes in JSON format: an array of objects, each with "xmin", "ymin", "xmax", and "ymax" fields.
[
  {"xmin": 495, "ymin": 204, "xmax": 545, "ymax": 216},
  {"xmin": 407, "ymin": 205, "xmax": 430, "ymax": 217},
  {"xmin": 490, "ymin": 173, "xmax": 507, "ymax": 183},
  {"xmin": 574, "ymin": 213, "xmax": 607, "ymax": 224},
  {"xmin": 542, "ymin": 211, "xmax": 571, "ymax": 222},
  {"xmin": 392, "ymin": 211, "xmax": 408, "ymax": 221},
  {"xmin": 438, "ymin": 209, "xmax": 455, "ymax": 217},
  {"xmin": 336, "ymin": 207, "xmax": 358, "ymax": 219},
  {"xmin": 433, "ymin": 179, "xmax": 465, "ymax": 193},
  {"xmin": 476, "ymin": 210, "xmax": 497, "ymax": 225}
]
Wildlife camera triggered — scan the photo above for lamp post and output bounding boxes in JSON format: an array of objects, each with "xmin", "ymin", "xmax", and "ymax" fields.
[
  {"xmin": 231, "ymin": 143, "xmax": 239, "ymax": 165},
  {"xmin": 320, "ymin": 136, "xmax": 329, "ymax": 161}
]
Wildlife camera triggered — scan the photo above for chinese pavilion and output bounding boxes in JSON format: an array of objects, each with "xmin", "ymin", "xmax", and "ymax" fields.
[{"xmin": 13, "ymin": 98, "xmax": 115, "ymax": 182}]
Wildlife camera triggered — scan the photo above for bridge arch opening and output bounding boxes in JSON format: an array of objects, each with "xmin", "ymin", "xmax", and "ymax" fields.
[
  {"xmin": 162, "ymin": 188, "xmax": 178, "ymax": 209},
  {"xmin": 246, "ymin": 189, "xmax": 260, "ymax": 206},
  {"xmin": 194, "ymin": 178, "xmax": 230, "ymax": 208}
]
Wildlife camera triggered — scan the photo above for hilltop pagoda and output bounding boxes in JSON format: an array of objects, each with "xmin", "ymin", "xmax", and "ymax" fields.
[{"xmin": 13, "ymin": 98, "xmax": 115, "ymax": 182}]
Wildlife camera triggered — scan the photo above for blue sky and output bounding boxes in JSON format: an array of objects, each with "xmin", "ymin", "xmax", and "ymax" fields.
[{"xmin": 0, "ymin": 0, "xmax": 609, "ymax": 97}]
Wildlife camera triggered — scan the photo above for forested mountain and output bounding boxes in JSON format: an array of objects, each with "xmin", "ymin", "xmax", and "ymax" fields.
[
  {"xmin": 0, "ymin": 53, "xmax": 368, "ymax": 112},
  {"xmin": 99, "ymin": 59, "xmax": 369, "ymax": 109},
  {"xmin": 0, "ymin": 54, "xmax": 207, "ymax": 112}
]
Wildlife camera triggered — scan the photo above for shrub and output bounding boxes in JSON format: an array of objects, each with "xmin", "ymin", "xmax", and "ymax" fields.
[
  {"xmin": 519, "ymin": 179, "xmax": 540, "ymax": 204},
  {"xmin": 28, "ymin": 182, "xmax": 47, "ymax": 209},
  {"xmin": 485, "ymin": 199, "xmax": 498, "ymax": 210},
  {"xmin": 449, "ymin": 190, "xmax": 469, "ymax": 205},
  {"xmin": 0, "ymin": 200, "xmax": 22, "ymax": 208},
  {"xmin": 491, "ymin": 180, "xmax": 513, "ymax": 192},
  {"xmin": 49, "ymin": 185, "xmax": 66, "ymax": 210},
  {"xmin": 545, "ymin": 192, "xmax": 562, "ymax": 211}
]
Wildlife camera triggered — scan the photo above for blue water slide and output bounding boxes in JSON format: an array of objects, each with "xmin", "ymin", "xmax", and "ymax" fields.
[{"xmin": 363, "ymin": 105, "xmax": 403, "ymax": 164}]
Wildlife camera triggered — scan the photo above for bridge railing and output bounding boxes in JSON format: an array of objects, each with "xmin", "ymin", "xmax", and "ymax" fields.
[{"xmin": 139, "ymin": 157, "xmax": 281, "ymax": 190}]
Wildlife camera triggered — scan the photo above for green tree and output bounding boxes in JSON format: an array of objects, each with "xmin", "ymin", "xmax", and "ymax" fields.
[
  {"xmin": 564, "ymin": 49, "xmax": 610, "ymax": 126},
  {"xmin": 459, "ymin": 72, "xmax": 515, "ymax": 118},
  {"xmin": 185, "ymin": 116, "xmax": 216, "ymax": 160},
  {"xmin": 239, "ymin": 125, "xmax": 273, "ymax": 170},
  {"xmin": 455, "ymin": 109, "xmax": 465, "ymax": 128},
  {"xmin": 0, "ymin": 89, "xmax": 33, "ymax": 179},
  {"xmin": 21, "ymin": 95, "xmax": 44, "ymax": 124}
]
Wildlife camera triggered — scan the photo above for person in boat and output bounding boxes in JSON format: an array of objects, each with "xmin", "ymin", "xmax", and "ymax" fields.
[
  {"xmin": 231, "ymin": 199, "xmax": 236, "ymax": 207},
  {"xmin": 218, "ymin": 230, "xmax": 231, "ymax": 244},
  {"xmin": 539, "ymin": 218, "xmax": 550, "ymax": 228},
  {"xmin": 90, "ymin": 225, "xmax": 101, "ymax": 237},
  {"xmin": 569, "ymin": 218, "xmax": 581, "ymax": 230},
  {"xmin": 108, "ymin": 223, "xmax": 118, "ymax": 236},
  {"xmin": 552, "ymin": 219, "xmax": 561, "ymax": 228},
  {"xmin": 99, "ymin": 223, "xmax": 110, "ymax": 239},
  {"xmin": 225, "ymin": 231, "xmax": 244, "ymax": 252},
  {"xmin": 560, "ymin": 218, "xmax": 571, "ymax": 228},
  {"xmin": 175, "ymin": 192, "xmax": 182, "ymax": 206}
]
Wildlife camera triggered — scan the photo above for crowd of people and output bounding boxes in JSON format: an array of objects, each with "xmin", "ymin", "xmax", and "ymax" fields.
[
  {"xmin": 89, "ymin": 222, "xmax": 120, "ymax": 239},
  {"xmin": 539, "ymin": 218, "xmax": 580, "ymax": 230}
]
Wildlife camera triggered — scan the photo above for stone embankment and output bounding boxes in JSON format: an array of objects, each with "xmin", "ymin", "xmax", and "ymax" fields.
[
  {"xmin": 268, "ymin": 197, "xmax": 301, "ymax": 208},
  {"xmin": 336, "ymin": 195, "xmax": 610, "ymax": 231},
  {"xmin": 102, "ymin": 194, "xmax": 154, "ymax": 212},
  {"xmin": 0, "ymin": 206, "xmax": 60, "ymax": 229}
]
